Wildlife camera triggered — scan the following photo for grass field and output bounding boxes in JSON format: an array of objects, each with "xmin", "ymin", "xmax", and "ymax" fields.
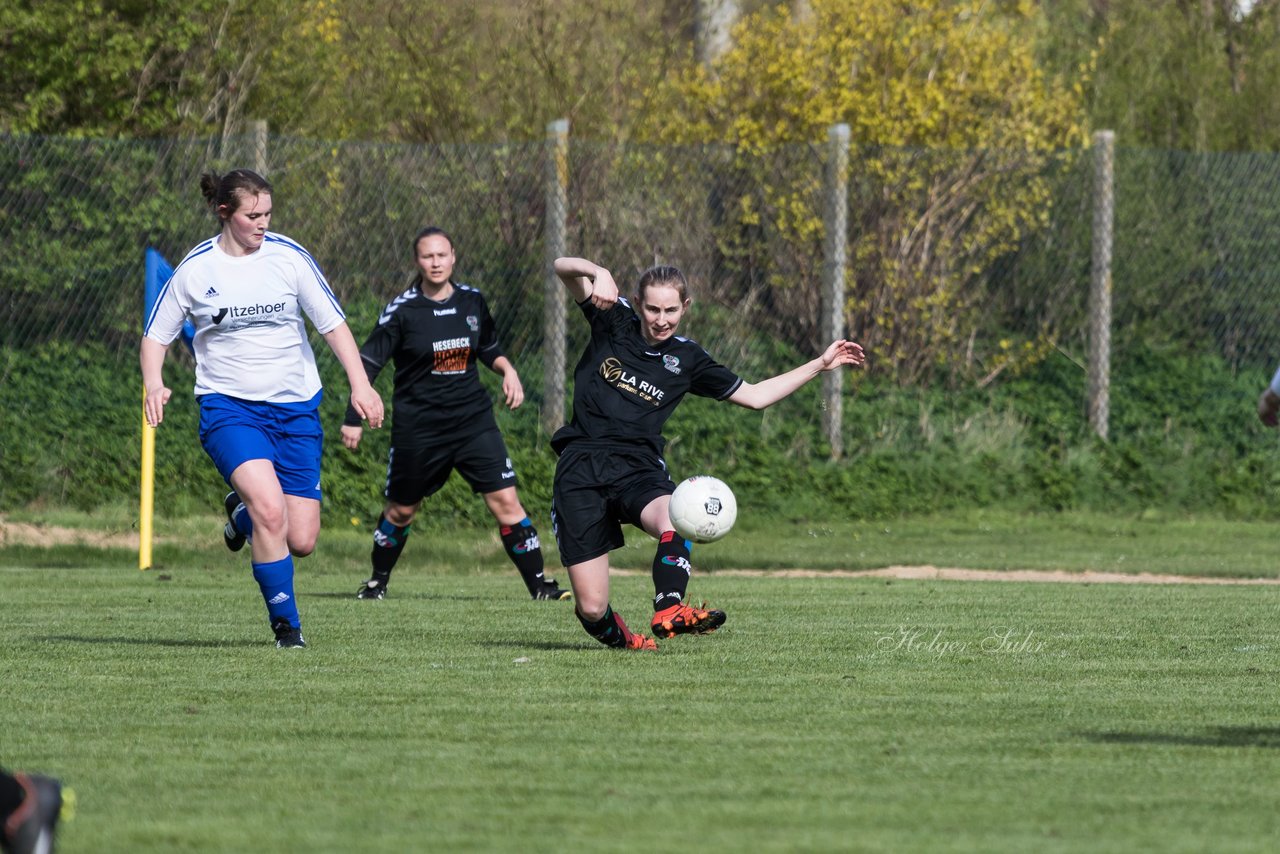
[{"xmin": 4, "ymin": 510, "xmax": 1280, "ymax": 852}]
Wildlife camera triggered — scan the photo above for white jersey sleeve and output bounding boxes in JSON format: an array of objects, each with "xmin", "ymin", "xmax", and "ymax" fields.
[{"xmin": 268, "ymin": 233, "xmax": 346, "ymax": 335}]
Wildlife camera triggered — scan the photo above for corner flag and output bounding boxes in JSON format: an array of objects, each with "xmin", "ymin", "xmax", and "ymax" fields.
[{"xmin": 140, "ymin": 248, "xmax": 193, "ymax": 569}]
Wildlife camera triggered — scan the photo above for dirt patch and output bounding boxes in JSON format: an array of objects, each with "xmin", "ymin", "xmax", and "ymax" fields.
[
  {"xmin": 706, "ymin": 566, "xmax": 1280, "ymax": 585},
  {"xmin": 0, "ymin": 516, "xmax": 141, "ymax": 549},
  {"xmin": 612, "ymin": 565, "xmax": 1280, "ymax": 585}
]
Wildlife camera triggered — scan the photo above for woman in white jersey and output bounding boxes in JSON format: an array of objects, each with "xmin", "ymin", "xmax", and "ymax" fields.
[{"xmin": 140, "ymin": 169, "xmax": 383, "ymax": 649}]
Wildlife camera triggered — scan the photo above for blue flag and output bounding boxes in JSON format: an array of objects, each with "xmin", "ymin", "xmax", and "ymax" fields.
[{"xmin": 145, "ymin": 247, "xmax": 195, "ymax": 353}]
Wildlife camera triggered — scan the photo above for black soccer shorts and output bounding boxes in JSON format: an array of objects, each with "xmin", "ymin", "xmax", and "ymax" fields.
[
  {"xmin": 384, "ymin": 427, "xmax": 517, "ymax": 506},
  {"xmin": 550, "ymin": 441, "xmax": 675, "ymax": 566}
]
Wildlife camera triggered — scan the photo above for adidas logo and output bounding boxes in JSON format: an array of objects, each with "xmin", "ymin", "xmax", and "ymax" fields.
[
  {"xmin": 204, "ymin": 286, "xmax": 219, "ymax": 297},
  {"xmin": 268, "ymin": 592, "xmax": 291, "ymax": 605}
]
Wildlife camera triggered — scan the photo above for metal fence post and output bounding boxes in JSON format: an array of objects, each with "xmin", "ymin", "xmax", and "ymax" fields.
[
  {"xmin": 1088, "ymin": 130, "xmax": 1114, "ymax": 441},
  {"xmin": 542, "ymin": 119, "xmax": 570, "ymax": 435},
  {"xmin": 822, "ymin": 124, "xmax": 850, "ymax": 459},
  {"xmin": 250, "ymin": 120, "xmax": 269, "ymax": 175}
]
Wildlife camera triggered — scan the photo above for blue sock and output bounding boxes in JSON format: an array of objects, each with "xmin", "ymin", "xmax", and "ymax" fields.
[
  {"xmin": 233, "ymin": 503, "xmax": 254, "ymax": 541},
  {"xmin": 252, "ymin": 556, "xmax": 299, "ymax": 628}
]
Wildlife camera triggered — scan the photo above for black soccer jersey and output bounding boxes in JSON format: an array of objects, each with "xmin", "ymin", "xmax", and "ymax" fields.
[
  {"xmin": 551, "ymin": 297, "xmax": 742, "ymax": 455},
  {"xmin": 344, "ymin": 282, "xmax": 505, "ymax": 445}
]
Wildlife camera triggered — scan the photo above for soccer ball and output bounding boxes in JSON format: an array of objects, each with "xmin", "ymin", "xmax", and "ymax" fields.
[{"xmin": 669, "ymin": 475, "xmax": 737, "ymax": 543}]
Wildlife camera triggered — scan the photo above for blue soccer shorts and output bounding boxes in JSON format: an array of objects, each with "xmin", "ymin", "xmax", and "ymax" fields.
[{"xmin": 197, "ymin": 391, "xmax": 324, "ymax": 500}]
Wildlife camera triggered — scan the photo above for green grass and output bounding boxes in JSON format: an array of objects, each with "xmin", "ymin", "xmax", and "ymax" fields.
[
  {"xmin": 4, "ymin": 514, "xmax": 1280, "ymax": 852},
  {"xmin": 5, "ymin": 505, "xmax": 1279, "ymax": 577}
]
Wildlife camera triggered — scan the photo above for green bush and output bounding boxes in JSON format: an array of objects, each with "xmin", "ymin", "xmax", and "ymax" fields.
[{"xmin": 4, "ymin": 341, "xmax": 1280, "ymax": 524}]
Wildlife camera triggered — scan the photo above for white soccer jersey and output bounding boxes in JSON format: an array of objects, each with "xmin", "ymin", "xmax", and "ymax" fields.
[{"xmin": 143, "ymin": 233, "xmax": 347, "ymax": 403}]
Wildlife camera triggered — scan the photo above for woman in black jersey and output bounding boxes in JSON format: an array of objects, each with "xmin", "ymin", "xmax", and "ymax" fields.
[
  {"xmin": 551, "ymin": 256, "xmax": 865, "ymax": 650},
  {"xmin": 341, "ymin": 227, "xmax": 569, "ymax": 602}
]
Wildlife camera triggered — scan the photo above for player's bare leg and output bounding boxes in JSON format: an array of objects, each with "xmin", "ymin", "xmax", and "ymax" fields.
[
  {"xmin": 284, "ymin": 494, "xmax": 320, "ymax": 556},
  {"xmin": 228, "ymin": 459, "xmax": 306, "ymax": 647},
  {"xmin": 229, "ymin": 459, "xmax": 290, "ymax": 563},
  {"xmin": 568, "ymin": 556, "xmax": 655, "ymax": 650}
]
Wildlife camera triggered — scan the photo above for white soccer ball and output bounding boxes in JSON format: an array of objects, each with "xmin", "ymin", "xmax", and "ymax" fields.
[{"xmin": 669, "ymin": 475, "xmax": 737, "ymax": 543}]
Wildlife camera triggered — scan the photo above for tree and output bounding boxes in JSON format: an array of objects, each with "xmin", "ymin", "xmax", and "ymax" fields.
[
  {"xmin": 1031, "ymin": 0, "xmax": 1280, "ymax": 152},
  {"xmin": 0, "ymin": 0, "xmax": 313, "ymax": 138},
  {"xmin": 248, "ymin": 0, "xmax": 698, "ymax": 143},
  {"xmin": 634, "ymin": 0, "xmax": 1087, "ymax": 383}
]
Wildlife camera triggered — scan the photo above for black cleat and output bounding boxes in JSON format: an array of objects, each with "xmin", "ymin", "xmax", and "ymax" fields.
[
  {"xmin": 223, "ymin": 491, "xmax": 247, "ymax": 553},
  {"xmin": 355, "ymin": 579, "xmax": 388, "ymax": 600},
  {"xmin": 532, "ymin": 578, "xmax": 572, "ymax": 601},
  {"xmin": 3, "ymin": 773, "xmax": 70, "ymax": 854},
  {"xmin": 271, "ymin": 617, "xmax": 307, "ymax": 649}
]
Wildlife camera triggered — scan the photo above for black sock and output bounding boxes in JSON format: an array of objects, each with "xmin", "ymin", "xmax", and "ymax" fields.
[
  {"xmin": 651, "ymin": 530, "xmax": 693, "ymax": 612},
  {"xmin": 577, "ymin": 605, "xmax": 633, "ymax": 648},
  {"xmin": 371, "ymin": 513, "xmax": 411, "ymax": 581},
  {"xmin": 500, "ymin": 518, "xmax": 546, "ymax": 596},
  {"xmin": 0, "ymin": 768, "xmax": 24, "ymax": 817}
]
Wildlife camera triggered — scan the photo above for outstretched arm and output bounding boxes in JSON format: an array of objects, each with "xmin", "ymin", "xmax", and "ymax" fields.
[
  {"xmin": 554, "ymin": 256, "xmax": 619, "ymax": 310},
  {"xmin": 728, "ymin": 339, "xmax": 865, "ymax": 411}
]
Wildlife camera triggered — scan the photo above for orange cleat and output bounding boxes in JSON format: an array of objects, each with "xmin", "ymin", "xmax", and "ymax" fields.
[
  {"xmin": 606, "ymin": 609, "xmax": 657, "ymax": 650},
  {"xmin": 625, "ymin": 632, "xmax": 658, "ymax": 650},
  {"xmin": 651, "ymin": 602, "xmax": 727, "ymax": 638}
]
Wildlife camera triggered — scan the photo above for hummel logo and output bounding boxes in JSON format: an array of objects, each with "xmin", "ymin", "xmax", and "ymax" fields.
[
  {"xmin": 205, "ymin": 287, "xmax": 219, "ymax": 297},
  {"xmin": 268, "ymin": 592, "xmax": 291, "ymax": 605}
]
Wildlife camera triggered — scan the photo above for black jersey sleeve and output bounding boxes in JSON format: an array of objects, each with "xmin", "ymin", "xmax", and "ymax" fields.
[
  {"xmin": 475, "ymin": 292, "xmax": 505, "ymax": 370},
  {"xmin": 343, "ymin": 301, "xmax": 403, "ymax": 426},
  {"xmin": 686, "ymin": 343, "xmax": 744, "ymax": 401},
  {"xmin": 577, "ymin": 296, "xmax": 636, "ymax": 336}
]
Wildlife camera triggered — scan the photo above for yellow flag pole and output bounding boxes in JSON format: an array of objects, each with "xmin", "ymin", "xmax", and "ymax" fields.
[{"xmin": 139, "ymin": 387, "xmax": 155, "ymax": 570}]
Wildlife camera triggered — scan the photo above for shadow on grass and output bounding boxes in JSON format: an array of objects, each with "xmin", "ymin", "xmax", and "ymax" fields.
[
  {"xmin": 305, "ymin": 591, "xmax": 489, "ymax": 602},
  {"xmin": 477, "ymin": 639, "xmax": 596, "ymax": 652},
  {"xmin": 1080, "ymin": 726, "xmax": 1280, "ymax": 748},
  {"xmin": 41, "ymin": 634, "xmax": 262, "ymax": 649}
]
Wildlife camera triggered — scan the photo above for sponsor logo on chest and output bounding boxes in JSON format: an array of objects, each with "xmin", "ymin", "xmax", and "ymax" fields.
[
  {"xmin": 600, "ymin": 357, "xmax": 667, "ymax": 404},
  {"xmin": 207, "ymin": 300, "xmax": 289, "ymax": 327},
  {"xmin": 434, "ymin": 337, "xmax": 470, "ymax": 351}
]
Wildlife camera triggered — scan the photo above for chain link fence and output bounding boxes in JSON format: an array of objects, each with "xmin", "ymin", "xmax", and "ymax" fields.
[{"xmin": 4, "ymin": 127, "xmax": 1279, "ymax": 431}]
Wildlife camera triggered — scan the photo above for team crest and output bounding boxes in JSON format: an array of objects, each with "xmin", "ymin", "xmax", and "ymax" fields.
[
  {"xmin": 663, "ymin": 354, "xmax": 682, "ymax": 374},
  {"xmin": 466, "ymin": 315, "xmax": 480, "ymax": 331}
]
